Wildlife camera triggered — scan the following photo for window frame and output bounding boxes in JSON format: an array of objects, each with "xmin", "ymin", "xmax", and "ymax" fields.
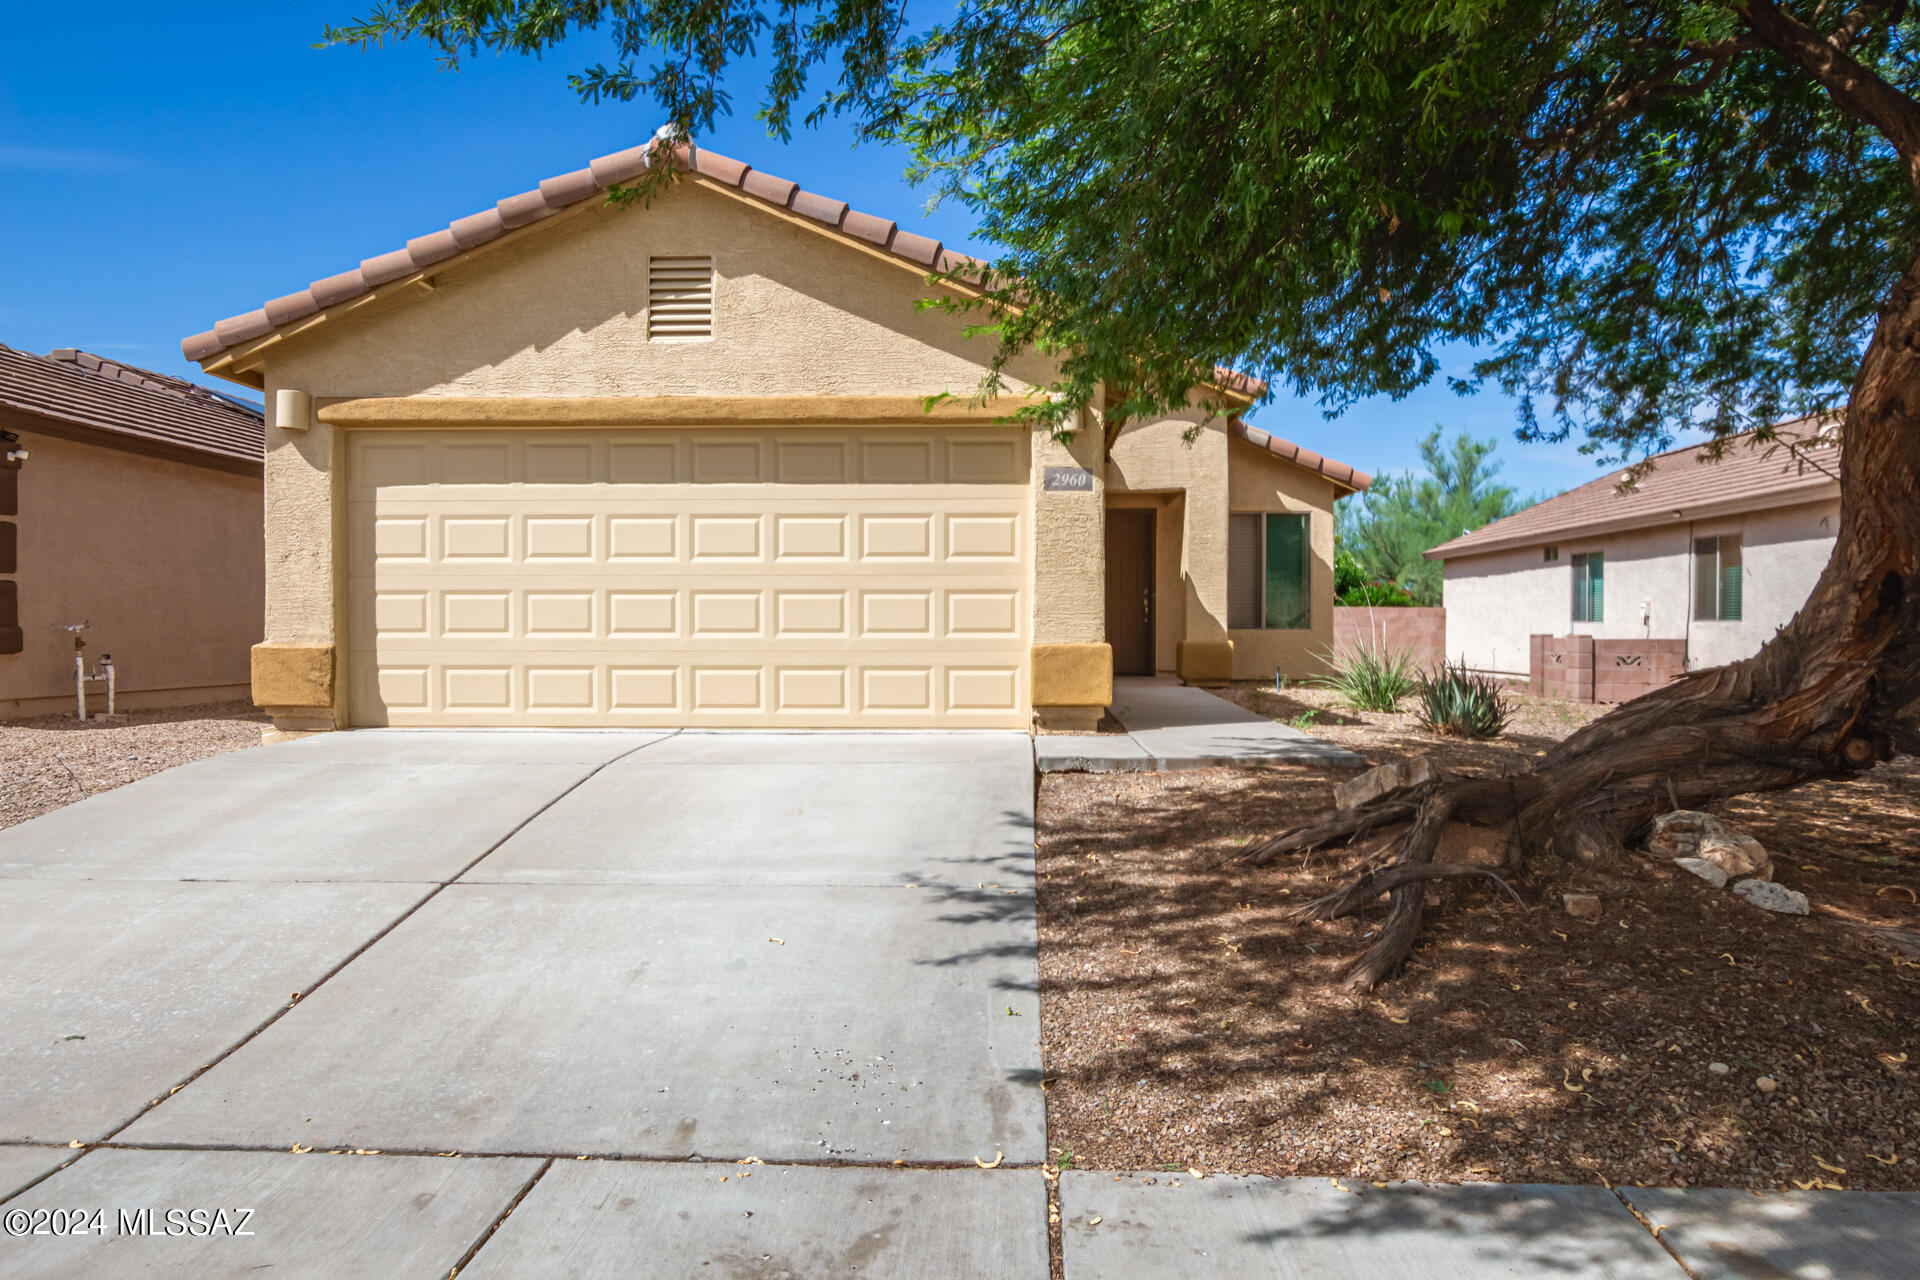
[
  {"xmin": 1227, "ymin": 511, "xmax": 1312, "ymax": 631},
  {"xmin": 1571, "ymin": 550, "xmax": 1605, "ymax": 623},
  {"xmin": 1694, "ymin": 533, "xmax": 1744, "ymax": 621}
]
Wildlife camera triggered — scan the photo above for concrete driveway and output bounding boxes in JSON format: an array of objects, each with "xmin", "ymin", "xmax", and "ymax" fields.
[{"xmin": 0, "ymin": 730, "xmax": 1048, "ymax": 1278}]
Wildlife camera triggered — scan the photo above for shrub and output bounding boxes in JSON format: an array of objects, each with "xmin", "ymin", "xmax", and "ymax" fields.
[
  {"xmin": 1337, "ymin": 579, "xmax": 1417, "ymax": 606},
  {"xmin": 1311, "ymin": 640, "xmax": 1420, "ymax": 712},
  {"xmin": 1415, "ymin": 661, "xmax": 1513, "ymax": 738}
]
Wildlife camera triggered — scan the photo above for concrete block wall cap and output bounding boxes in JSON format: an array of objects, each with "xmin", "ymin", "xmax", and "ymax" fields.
[
  {"xmin": 890, "ymin": 229, "xmax": 942, "ymax": 267},
  {"xmin": 842, "ymin": 208, "xmax": 897, "ymax": 247},
  {"xmin": 310, "ymin": 269, "xmax": 372, "ymax": 308},
  {"xmin": 790, "ymin": 189, "xmax": 850, "ymax": 227},
  {"xmin": 213, "ymin": 310, "xmax": 274, "ymax": 345},
  {"xmin": 449, "ymin": 208, "xmax": 507, "ymax": 250},
  {"xmin": 741, "ymin": 168, "xmax": 799, "ymax": 206},
  {"xmin": 405, "ymin": 228, "xmax": 461, "ymax": 268},
  {"xmin": 538, "ymin": 167, "xmax": 601, "ymax": 207},
  {"xmin": 496, "ymin": 188, "xmax": 554, "ymax": 229},
  {"xmin": 359, "ymin": 247, "xmax": 419, "ymax": 287},
  {"xmin": 693, "ymin": 149, "xmax": 751, "ymax": 186},
  {"xmin": 589, "ymin": 144, "xmax": 655, "ymax": 187},
  {"xmin": 263, "ymin": 289, "xmax": 321, "ymax": 327}
]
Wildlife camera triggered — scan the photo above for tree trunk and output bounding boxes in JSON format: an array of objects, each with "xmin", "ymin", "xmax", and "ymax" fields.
[{"xmin": 1241, "ymin": 244, "xmax": 1920, "ymax": 990}]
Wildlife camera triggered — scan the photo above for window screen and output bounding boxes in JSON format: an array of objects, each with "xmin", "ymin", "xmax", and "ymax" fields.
[
  {"xmin": 1264, "ymin": 513, "xmax": 1311, "ymax": 630},
  {"xmin": 1228, "ymin": 513, "xmax": 1263, "ymax": 630},
  {"xmin": 1572, "ymin": 551, "xmax": 1604, "ymax": 622},
  {"xmin": 1694, "ymin": 535, "xmax": 1743, "ymax": 621}
]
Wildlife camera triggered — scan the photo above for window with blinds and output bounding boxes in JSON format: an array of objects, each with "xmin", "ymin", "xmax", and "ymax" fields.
[
  {"xmin": 647, "ymin": 255, "xmax": 714, "ymax": 340},
  {"xmin": 1572, "ymin": 550, "xmax": 1604, "ymax": 622},
  {"xmin": 1227, "ymin": 512, "xmax": 1311, "ymax": 631},
  {"xmin": 1694, "ymin": 534, "xmax": 1743, "ymax": 621}
]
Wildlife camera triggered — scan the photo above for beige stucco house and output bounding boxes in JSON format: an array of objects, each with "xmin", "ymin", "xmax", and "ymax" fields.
[
  {"xmin": 1426, "ymin": 427, "xmax": 1840, "ymax": 679},
  {"xmin": 0, "ymin": 345, "xmax": 264, "ymax": 718},
  {"xmin": 182, "ymin": 137, "xmax": 1369, "ymax": 733}
]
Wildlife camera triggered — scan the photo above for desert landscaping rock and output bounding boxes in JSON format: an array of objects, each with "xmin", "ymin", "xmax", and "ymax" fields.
[
  {"xmin": 1674, "ymin": 856, "xmax": 1730, "ymax": 888},
  {"xmin": 1334, "ymin": 753, "xmax": 1436, "ymax": 811},
  {"xmin": 1562, "ymin": 891, "xmax": 1602, "ymax": 918},
  {"xmin": 1732, "ymin": 878, "xmax": 1810, "ymax": 915},
  {"xmin": 1645, "ymin": 810, "xmax": 1773, "ymax": 880}
]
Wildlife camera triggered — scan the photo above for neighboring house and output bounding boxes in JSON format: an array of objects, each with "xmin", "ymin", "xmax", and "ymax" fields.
[
  {"xmin": 1424, "ymin": 426, "xmax": 1840, "ymax": 680},
  {"xmin": 181, "ymin": 136, "xmax": 1369, "ymax": 733},
  {"xmin": 0, "ymin": 345, "xmax": 264, "ymax": 718}
]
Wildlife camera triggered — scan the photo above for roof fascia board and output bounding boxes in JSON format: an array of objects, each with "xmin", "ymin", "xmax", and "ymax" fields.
[{"xmin": 0, "ymin": 405, "xmax": 263, "ymax": 478}]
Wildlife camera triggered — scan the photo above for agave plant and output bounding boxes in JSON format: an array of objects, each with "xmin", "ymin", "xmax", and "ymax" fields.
[
  {"xmin": 1310, "ymin": 639, "xmax": 1419, "ymax": 713},
  {"xmin": 1415, "ymin": 660, "xmax": 1512, "ymax": 738}
]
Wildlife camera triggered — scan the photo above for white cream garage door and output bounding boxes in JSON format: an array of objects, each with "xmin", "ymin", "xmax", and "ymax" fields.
[{"xmin": 346, "ymin": 428, "xmax": 1031, "ymax": 727}]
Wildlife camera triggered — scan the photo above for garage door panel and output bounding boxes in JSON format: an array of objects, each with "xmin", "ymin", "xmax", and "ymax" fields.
[{"xmin": 349, "ymin": 428, "xmax": 1029, "ymax": 728}]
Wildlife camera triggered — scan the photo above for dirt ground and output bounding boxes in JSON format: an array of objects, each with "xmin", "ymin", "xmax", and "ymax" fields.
[
  {"xmin": 0, "ymin": 700, "xmax": 267, "ymax": 829},
  {"xmin": 1037, "ymin": 681, "xmax": 1920, "ymax": 1192}
]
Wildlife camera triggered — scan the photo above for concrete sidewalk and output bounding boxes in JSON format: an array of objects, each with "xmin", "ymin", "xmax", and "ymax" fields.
[
  {"xmin": 1035, "ymin": 677, "xmax": 1366, "ymax": 772},
  {"xmin": 1059, "ymin": 1172, "xmax": 1920, "ymax": 1279}
]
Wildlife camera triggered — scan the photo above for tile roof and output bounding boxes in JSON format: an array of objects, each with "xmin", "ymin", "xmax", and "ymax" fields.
[
  {"xmin": 1230, "ymin": 418, "xmax": 1372, "ymax": 492},
  {"xmin": 0, "ymin": 344, "xmax": 264, "ymax": 470},
  {"xmin": 176, "ymin": 129, "xmax": 1270, "ymax": 407},
  {"xmin": 1424, "ymin": 425, "xmax": 1840, "ymax": 560}
]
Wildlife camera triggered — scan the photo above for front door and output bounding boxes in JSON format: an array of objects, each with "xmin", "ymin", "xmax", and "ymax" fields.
[{"xmin": 1104, "ymin": 508, "xmax": 1155, "ymax": 676}]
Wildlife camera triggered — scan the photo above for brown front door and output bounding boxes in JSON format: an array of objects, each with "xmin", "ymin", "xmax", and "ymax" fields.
[{"xmin": 1105, "ymin": 508, "xmax": 1156, "ymax": 676}]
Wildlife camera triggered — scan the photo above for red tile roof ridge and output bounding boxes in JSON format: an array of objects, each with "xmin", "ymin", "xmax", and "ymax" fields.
[
  {"xmin": 1424, "ymin": 422, "xmax": 1840, "ymax": 560},
  {"xmin": 1229, "ymin": 417, "xmax": 1371, "ymax": 492},
  {"xmin": 178, "ymin": 129, "xmax": 1270, "ymax": 404}
]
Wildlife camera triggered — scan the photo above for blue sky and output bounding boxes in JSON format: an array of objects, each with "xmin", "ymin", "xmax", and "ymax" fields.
[{"xmin": 2, "ymin": 3, "xmax": 1628, "ymax": 498}]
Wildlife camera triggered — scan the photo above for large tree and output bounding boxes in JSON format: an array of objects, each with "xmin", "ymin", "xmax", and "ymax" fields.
[
  {"xmin": 328, "ymin": 1, "xmax": 1920, "ymax": 986},
  {"xmin": 1339, "ymin": 428, "xmax": 1533, "ymax": 605}
]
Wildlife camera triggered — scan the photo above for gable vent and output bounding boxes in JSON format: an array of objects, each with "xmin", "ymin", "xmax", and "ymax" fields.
[{"xmin": 648, "ymin": 255, "xmax": 714, "ymax": 340}]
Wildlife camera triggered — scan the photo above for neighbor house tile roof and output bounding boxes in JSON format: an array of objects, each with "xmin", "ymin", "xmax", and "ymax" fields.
[
  {"xmin": 177, "ymin": 132, "xmax": 1269, "ymax": 409},
  {"xmin": 0, "ymin": 345, "xmax": 264, "ymax": 471},
  {"xmin": 1424, "ymin": 426, "xmax": 1840, "ymax": 560}
]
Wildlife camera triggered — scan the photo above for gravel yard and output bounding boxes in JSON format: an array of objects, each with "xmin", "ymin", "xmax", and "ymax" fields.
[
  {"xmin": 1037, "ymin": 682, "xmax": 1920, "ymax": 1193},
  {"xmin": 0, "ymin": 700, "xmax": 267, "ymax": 829}
]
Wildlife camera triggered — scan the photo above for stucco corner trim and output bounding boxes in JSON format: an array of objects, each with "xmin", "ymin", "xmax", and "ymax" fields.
[
  {"xmin": 1031, "ymin": 642, "xmax": 1113, "ymax": 708},
  {"xmin": 252, "ymin": 642, "xmax": 335, "ymax": 709},
  {"xmin": 1176, "ymin": 639, "xmax": 1236, "ymax": 684}
]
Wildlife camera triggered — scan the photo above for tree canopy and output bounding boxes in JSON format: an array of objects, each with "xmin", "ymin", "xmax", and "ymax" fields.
[
  {"xmin": 1338, "ymin": 428, "xmax": 1533, "ymax": 605},
  {"xmin": 324, "ymin": 1, "xmax": 1919, "ymax": 448}
]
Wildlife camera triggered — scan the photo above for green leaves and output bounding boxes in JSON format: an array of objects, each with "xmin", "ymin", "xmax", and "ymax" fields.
[{"xmin": 323, "ymin": 0, "xmax": 1920, "ymax": 460}]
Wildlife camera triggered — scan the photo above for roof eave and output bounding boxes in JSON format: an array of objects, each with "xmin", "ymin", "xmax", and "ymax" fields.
[{"xmin": 1423, "ymin": 479, "xmax": 1841, "ymax": 560}]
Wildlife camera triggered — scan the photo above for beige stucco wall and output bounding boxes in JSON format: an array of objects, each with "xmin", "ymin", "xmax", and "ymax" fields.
[
  {"xmin": 1440, "ymin": 496, "xmax": 1839, "ymax": 675},
  {"xmin": 1224, "ymin": 436, "xmax": 1341, "ymax": 679},
  {"xmin": 1107, "ymin": 409, "xmax": 1231, "ymax": 650},
  {"xmin": 0, "ymin": 432, "xmax": 261, "ymax": 718}
]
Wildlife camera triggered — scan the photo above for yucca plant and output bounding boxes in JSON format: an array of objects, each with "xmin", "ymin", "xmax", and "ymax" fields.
[
  {"xmin": 1415, "ymin": 661, "xmax": 1513, "ymax": 738},
  {"xmin": 1310, "ymin": 640, "xmax": 1419, "ymax": 713}
]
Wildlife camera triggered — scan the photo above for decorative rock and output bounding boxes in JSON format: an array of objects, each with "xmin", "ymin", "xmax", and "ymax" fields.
[
  {"xmin": 1756, "ymin": 1076, "xmax": 1778, "ymax": 1094},
  {"xmin": 1334, "ymin": 754, "xmax": 1435, "ymax": 812},
  {"xmin": 1562, "ymin": 892, "xmax": 1602, "ymax": 919},
  {"xmin": 1673, "ymin": 857, "xmax": 1729, "ymax": 889},
  {"xmin": 1732, "ymin": 878, "xmax": 1809, "ymax": 915},
  {"xmin": 1645, "ymin": 810, "xmax": 1773, "ymax": 880},
  {"xmin": 1708, "ymin": 1062, "xmax": 1731, "ymax": 1076}
]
